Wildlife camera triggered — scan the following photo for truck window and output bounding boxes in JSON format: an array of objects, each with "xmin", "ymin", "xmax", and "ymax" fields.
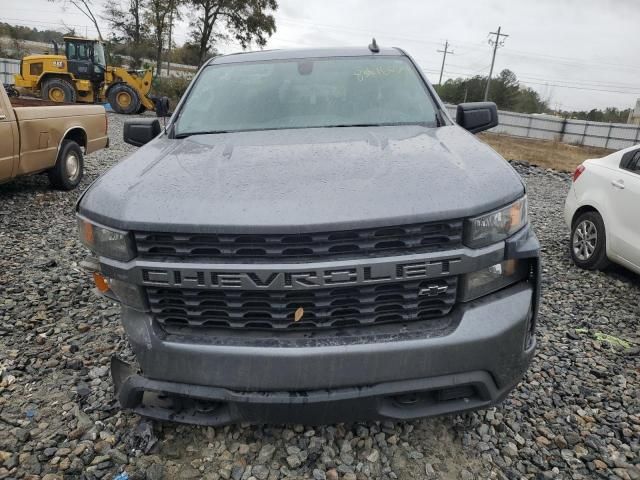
[{"xmin": 175, "ymin": 56, "xmax": 439, "ymax": 135}]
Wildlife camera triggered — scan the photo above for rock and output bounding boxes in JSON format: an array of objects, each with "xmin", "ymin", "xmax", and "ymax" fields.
[
  {"xmin": 366, "ymin": 449, "xmax": 379, "ymax": 463},
  {"xmin": 147, "ymin": 464, "xmax": 165, "ymax": 480},
  {"xmin": 425, "ymin": 463, "xmax": 437, "ymax": 478},
  {"xmin": 251, "ymin": 465, "xmax": 269, "ymax": 480},
  {"xmin": 77, "ymin": 323, "xmax": 90, "ymax": 333},
  {"xmin": 312, "ymin": 469, "xmax": 326, "ymax": 480},
  {"xmin": 502, "ymin": 443, "xmax": 518, "ymax": 457},
  {"xmin": 257, "ymin": 445, "xmax": 276, "ymax": 464},
  {"xmin": 326, "ymin": 469, "xmax": 339, "ymax": 480},
  {"xmin": 286, "ymin": 454, "xmax": 302, "ymax": 469},
  {"xmin": 179, "ymin": 466, "xmax": 202, "ymax": 479},
  {"xmin": 593, "ymin": 459, "xmax": 607, "ymax": 470}
]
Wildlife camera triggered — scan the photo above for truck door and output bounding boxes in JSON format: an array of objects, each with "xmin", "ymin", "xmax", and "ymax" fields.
[{"xmin": 0, "ymin": 97, "xmax": 17, "ymax": 183}]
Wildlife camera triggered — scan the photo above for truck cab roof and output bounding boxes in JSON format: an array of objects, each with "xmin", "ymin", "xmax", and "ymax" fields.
[{"xmin": 209, "ymin": 46, "xmax": 405, "ymax": 65}]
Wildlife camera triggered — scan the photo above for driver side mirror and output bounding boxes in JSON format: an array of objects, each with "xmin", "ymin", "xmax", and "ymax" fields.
[
  {"xmin": 456, "ymin": 102, "xmax": 498, "ymax": 134},
  {"xmin": 123, "ymin": 118, "xmax": 161, "ymax": 147}
]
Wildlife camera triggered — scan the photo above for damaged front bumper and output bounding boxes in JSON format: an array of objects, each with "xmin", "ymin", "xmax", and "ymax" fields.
[
  {"xmin": 110, "ymin": 280, "xmax": 538, "ymax": 426},
  {"xmin": 111, "ymin": 357, "xmax": 525, "ymax": 426}
]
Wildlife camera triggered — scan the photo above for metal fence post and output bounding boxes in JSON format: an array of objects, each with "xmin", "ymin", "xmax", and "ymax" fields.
[
  {"xmin": 559, "ymin": 118, "xmax": 567, "ymax": 143},
  {"xmin": 604, "ymin": 124, "xmax": 613, "ymax": 149},
  {"xmin": 634, "ymin": 125, "xmax": 640, "ymax": 146},
  {"xmin": 582, "ymin": 122, "xmax": 588, "ymax": 146},
  {"xmin": 526, "ymin": 116, "xmax": 533, "ymax": 138}
]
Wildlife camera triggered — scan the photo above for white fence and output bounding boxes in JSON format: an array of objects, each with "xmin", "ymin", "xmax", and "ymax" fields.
[
  {"xmin": 445, "ymin": 104, "xmax": 640, "ymax": 151},
  {"xmin": 0, "ymin": 58, "xmax": 19, "ymax": 85}
]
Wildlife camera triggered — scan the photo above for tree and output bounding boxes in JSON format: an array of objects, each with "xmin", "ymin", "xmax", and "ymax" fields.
[
  {"xmin": 189, "ymin": 0, "xmax": 278, "ymax": 65},
  {"xmin": 490, "ymin": 69, "xmax": 519, "ymax": 111},
  {"xmin": 514, "ymin": 87, "xmax": 548, "ymax": 114},
  {"xmin": 146, "ymin": 0, "xmax": 176, "ymax": 72},
  {"xmin": 104, "ymin": 0, "xmax": 152, "ymax": 67},
  {"xmin": 438, "ymin": 70, "xmax": 548, "ymax": 114},
  {"xmin": 48, "ymin": 0, "xmax": 104, "ymax": 41},
  {"xmin": 170, "ymin": 42, "xmax": 201, "ymax": 65}
]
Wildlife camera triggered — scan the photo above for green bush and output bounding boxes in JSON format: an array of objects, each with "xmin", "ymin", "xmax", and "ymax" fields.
[{"xmin": 151, "ymin": 77, "xmax": 192, "ymax": 104}]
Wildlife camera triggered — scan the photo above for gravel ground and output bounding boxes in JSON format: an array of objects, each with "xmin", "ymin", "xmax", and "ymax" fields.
[{"xmin": 0, "ymin": 113, "xmax": 639, "ymax": 480}]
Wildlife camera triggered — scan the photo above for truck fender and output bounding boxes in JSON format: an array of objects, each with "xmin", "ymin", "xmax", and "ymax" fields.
[{"xmin": 58, "ymin": 126, "xmax": 88, "ymax": 155}]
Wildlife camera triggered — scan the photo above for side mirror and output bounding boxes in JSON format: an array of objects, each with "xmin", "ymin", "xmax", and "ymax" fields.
[
  {"xmin": 456, "ymin": 102, "xmax": 498, "ymax": 134},
  {"xmin": 123, "ymin": 118, "xmax": 161, "ymax": 147}
]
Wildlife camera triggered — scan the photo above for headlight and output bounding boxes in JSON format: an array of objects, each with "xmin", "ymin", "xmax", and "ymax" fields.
[
  {"xmin": 460, "ymin": 259, "xmax": 529, "ymax": 302},
  {"xmin": 78, "ymin": 217, "xmax": 135, "ymax": 261},
  {"xmin": 464, "ymin": 196, "xmax": 528, "ymax": 248}
]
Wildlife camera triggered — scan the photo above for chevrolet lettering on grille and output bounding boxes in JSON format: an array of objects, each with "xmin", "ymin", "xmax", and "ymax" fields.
[{"xmin": 140, "ymin": 258, "xmax": 462, "ymax": 290}]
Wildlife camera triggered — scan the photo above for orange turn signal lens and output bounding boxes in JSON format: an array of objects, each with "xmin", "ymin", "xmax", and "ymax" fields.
[
  {"xmin": 82, "ymin": 221, "xmax": 95, "ymax": 246},
  {"xmin": 93, "ymin": 272, "xmax": 110, "ymax": 293}
]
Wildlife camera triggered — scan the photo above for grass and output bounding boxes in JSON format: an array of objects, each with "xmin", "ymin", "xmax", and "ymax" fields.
[{"xmin": 479, "ymin": 132, "xmax": 614, "ymax": 173}]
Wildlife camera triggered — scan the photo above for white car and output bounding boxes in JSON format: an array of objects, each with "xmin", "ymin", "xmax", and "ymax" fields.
[{"xmin": 564, "ymin": 145, "xmax": 640, "ymax": 274}]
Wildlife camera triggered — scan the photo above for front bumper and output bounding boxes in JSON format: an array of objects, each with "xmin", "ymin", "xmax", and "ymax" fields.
[
  {"xmin": 85, "ymin": 224, "xmax": 541, "ymax": 425},
  {"xmin": 112, "ymin": 280, "xmax": 537, "ymax": 426}
]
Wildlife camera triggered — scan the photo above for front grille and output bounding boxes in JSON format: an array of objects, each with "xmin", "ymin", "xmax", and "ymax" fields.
[
  {"xmin": 134, "ymin": 220, "xmax": 462, "ymax": 261},
  {"xmin": 148, "ymin": 277, "xmax": 458, "ymax": 331}
]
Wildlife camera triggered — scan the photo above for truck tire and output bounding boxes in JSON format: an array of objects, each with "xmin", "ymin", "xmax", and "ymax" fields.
[
  {"xmin": 48, "ymin": 140, "xmax": 84, "ymax": 190},
  {"xmin": 42, "ymin": 78, "xmax": 77, "ymax": 103},
  {"xmin": 108, "ymin": 84, "xmax": 141, "ymax": 114},
  {"xmin": 570, "ymin": 211, "xmax": 610, "ymax": 270}
]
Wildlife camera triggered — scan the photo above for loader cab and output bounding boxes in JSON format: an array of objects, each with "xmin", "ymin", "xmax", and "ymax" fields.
[{"xmin": 64, "ymin": 37, "xmax": 105, "ymax": 83}]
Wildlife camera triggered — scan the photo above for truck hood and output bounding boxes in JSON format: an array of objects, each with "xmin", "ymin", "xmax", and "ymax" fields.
[{"xmin": 79, "ymin": 125, "xmax": 525, "ymax": 233}]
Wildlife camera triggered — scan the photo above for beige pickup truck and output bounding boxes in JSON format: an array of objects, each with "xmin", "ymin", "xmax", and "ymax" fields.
[{"xmin": 0, "ymin": 86, "xmax": 108, "ymax": 190}]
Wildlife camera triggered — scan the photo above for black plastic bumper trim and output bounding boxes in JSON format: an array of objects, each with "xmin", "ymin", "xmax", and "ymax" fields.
[{"xmin": 110, "ymin": 355, "xmax": 530, "ymax": 426}]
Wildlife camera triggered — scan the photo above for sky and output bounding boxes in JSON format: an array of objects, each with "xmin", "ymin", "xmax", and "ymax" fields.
[{"xmin": 2, "ymin": 0, "xmax": 639, "ymax": 111}]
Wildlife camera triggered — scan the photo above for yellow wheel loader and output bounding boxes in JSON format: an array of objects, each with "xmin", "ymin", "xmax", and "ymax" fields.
[{"xmin": 14, "ymin": 37, "xmax": 168, "ymax": 115}]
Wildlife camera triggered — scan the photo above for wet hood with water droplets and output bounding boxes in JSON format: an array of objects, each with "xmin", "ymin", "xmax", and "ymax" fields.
[{"xmin": 79, "ymin": 125, "xmax": 524, "ymax": 233}]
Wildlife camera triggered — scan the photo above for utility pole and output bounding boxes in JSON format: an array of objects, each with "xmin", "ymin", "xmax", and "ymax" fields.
[
  {"xmin": 483, "ymin": 26, "xmax": 509, "ymax": 101},
  {"xmin": 437, "ymin": 40, "xmax": 454, "ymax": 87}
]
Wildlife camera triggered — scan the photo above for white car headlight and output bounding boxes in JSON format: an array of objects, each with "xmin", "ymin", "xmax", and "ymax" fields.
[
  {"xmin": 464, "ymin": 196, "xmax": 528, "ymax": 248},
  {"xmin": 78, "ymin": 217, "xmax": 136, "ymax": 261}
]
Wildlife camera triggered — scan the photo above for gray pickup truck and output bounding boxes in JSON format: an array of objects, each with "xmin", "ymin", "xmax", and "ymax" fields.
[{"xmin": 77, "ymin": 45, "xmax": 540, "ymax": 425}]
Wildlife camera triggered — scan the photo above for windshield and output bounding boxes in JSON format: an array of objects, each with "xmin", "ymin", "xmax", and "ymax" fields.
[
  {"xmin": 174, "ymin": 56, "xmax": 439, "ymax": 136},
  {"xmin": 94, "ymin": 42, "xmax": 106, "ymax": 68}
]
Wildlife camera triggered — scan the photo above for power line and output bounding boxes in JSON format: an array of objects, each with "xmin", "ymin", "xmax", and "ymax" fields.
[
  {"xmin": 276, "ymin": 13, "xmax": 640, "ymax": 74},
  {"xmin": 484, "ymin": 26, "xmax": 508, "ymax": 101},
  {"xmin": 436, "ymin": 40, "xmax": 453, "ymax": 86}
]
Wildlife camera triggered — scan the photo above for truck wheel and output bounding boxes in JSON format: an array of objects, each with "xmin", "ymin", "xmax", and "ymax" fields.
[
  {"xmin": 42, "ymin": 78, "xmax": 77, "ymax": 103},
  {"xmin": 48, "ymin": 140, "xmax": 84, "ymax": 190},
  {"xmin": 570, "ymin": 211, "xmax": 610, "ymax": 270},
  {"xmin": 108, "ymin": 84, "xmax": 141, "ymax": 114}
]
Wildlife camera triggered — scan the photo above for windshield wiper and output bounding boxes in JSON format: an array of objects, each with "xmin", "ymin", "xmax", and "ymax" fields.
[{"xmin": 174, "ymin": 130, "xmax": 230, "ymax": 139}]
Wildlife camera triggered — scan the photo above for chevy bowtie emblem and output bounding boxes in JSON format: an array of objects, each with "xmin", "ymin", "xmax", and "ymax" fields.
[
  {"xmin": 418, "ymin": 285, "xmax": 448, "ymax": 297},
  {"xmin": 294, "ymin": 307, "xmax": 304, "ymax": 322}
]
